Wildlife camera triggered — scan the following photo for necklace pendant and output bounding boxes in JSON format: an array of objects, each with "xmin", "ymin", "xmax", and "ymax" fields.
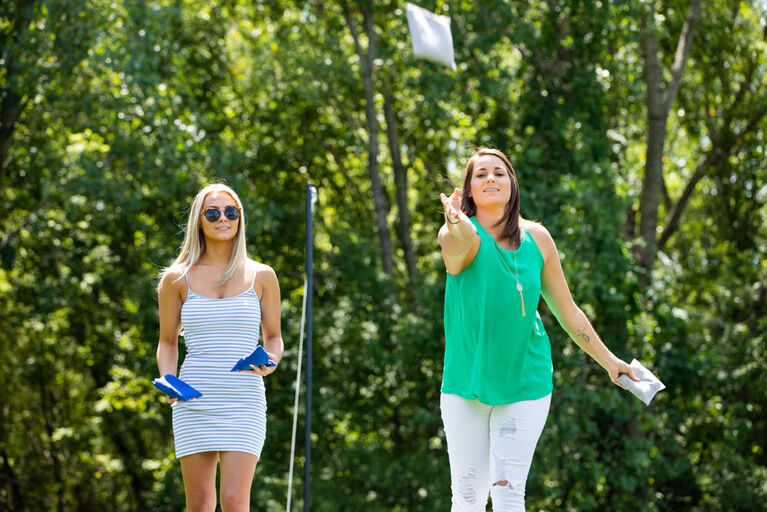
[{"xmin": 516, "ymin": 283, "xmax": 523, "ymax": 292}]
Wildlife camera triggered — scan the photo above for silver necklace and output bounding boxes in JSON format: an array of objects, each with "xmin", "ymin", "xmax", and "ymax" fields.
[{"xmin": 491, "ymin": 238, "xmax": 526, "ymax": 317}]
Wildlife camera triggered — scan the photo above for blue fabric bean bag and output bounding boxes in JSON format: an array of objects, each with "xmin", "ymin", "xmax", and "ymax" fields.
[
  {"xmin": 151, "ymin": 374, "xmax": 203, "ymax": 401},
  {"xmin": 230, "ymin": 345, "xmax": 277, "ymax": 372}
]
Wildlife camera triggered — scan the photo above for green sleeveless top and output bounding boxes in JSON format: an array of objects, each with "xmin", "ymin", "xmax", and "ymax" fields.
[{"xmin": 442, "ymin": 217, "xmax": 553, "ymax": 405}]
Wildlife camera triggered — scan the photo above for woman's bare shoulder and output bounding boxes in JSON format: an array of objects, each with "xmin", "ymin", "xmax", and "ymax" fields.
[
  {"xmin": 521, "ymin": 220, "xmax": 556, "ymax": 259},
  {"xmin": 248, "ymin": 259, "xmax": 275, "ymax": 275},
  {"xmin": 158, "ymin": 268, "xmax": 186, "ymax": 297},
  {"xmin": 521, "ymin": 219, "xmax": 549, "ymax": 236},
  {"xmin": 249, "ymin": 259, "xmax": 278, "ymax": 290}
]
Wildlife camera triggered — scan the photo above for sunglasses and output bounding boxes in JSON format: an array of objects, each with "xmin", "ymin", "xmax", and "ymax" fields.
[{"xmin": 202, "ymin": 205, "xmax": 241, "ymax": 223}]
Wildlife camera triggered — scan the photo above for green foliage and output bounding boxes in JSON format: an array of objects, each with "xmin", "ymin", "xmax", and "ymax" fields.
[{"xmin": 1, "ymin": 1, "xmax": 765, "ymax": 511}]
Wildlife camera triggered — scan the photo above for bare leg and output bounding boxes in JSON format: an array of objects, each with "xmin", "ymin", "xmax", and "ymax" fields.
[
  {"xmin": 180, "ymin": 451, "xmax": 219, "ymax": 512},
  {"xmin": 219, "ymin": 451, "xmax": 259, "ymax": 512}
]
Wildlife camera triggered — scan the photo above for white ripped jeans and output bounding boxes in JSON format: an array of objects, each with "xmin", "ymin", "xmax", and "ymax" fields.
[{"xmin": 440, "ymin": 392, "xmax": 552, "ymax": 512}]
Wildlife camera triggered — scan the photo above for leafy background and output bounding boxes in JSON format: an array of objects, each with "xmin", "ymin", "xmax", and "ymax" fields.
[{"xmin": 1, "ymin": 1, "xmax": 765, "ymax": 510}]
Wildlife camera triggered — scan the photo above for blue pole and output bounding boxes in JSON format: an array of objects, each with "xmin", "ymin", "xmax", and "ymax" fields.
[{"xmin": 304, "ymin": 184, "xmax": 316, "ymax": 512}]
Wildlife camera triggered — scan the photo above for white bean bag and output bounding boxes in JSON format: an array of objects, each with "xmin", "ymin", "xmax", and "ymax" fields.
[{"xmin": 406, "ymin": 3, "xmax": 457, "ymax": 71}]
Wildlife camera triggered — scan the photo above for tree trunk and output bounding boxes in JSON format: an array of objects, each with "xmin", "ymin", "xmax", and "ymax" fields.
[
  {"xmin": 0, "ymin": 437, "xmax": 24, "ymax": 510},
  {"xmin": 0, "ymin": 89, "xmax": 29, "ymax": 177},
  {"xmin": 637, "ymin": 0, "xmax": 701, "ymax": 273},
  {"xmin": 382, "ymin": 85, "xmax": 417, "ymax": 287},
  {"xmin": 1, "ymin": 0, "xmax": 38, "ymax": 181},
  {"xmin": 342, "ymin": 1, "xmax": 394, "ymax": 275},
  {"xmin": 637, "ymin": 111, "xmax": 667, "ymax": 271}
]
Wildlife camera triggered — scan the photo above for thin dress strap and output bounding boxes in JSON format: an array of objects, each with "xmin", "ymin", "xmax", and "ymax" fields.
[
  {"xmin": 250, "ymin": 266, "xmax": 258, "ymax": 290},
  {"xmin": 183, "ymin": 273, "xmax": 191, "ymax": 291}
]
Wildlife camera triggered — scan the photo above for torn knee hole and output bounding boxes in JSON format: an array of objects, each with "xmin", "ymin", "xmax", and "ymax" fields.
[
  {"xmin": 493, "ymin": 459, "xmax": 513, "ymax": 489},
  {"xmin": 458, "ymin": 465, "xmax": 477, "ymax": 504}
]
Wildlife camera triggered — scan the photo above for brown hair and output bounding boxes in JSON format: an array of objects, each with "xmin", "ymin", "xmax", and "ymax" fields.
[{"xmin": 460, "ymin": 147, "xmax": 522, "ymax": 247}]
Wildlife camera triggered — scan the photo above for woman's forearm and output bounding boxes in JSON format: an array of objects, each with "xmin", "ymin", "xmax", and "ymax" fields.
[
  {"xmin": 439, "ymin": 218, "xmax": 478, "ymax": 259},
  {"xmin": 156, "ymin": 340, "xmax": 179, "ymax": 376},
  {"xmin": 263, "ymin": 336, "xmax": 284, "ymax": 364},
  {"xmin": 445, "ymin": 217, "xmax": 476, "ymax": 243},
  {"xmin": 561, "ymin": 307, "xmax": 618, "ymax": 371}
]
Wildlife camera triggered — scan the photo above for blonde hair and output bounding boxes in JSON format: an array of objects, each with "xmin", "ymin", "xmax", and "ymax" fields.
[{"xmin": 161, "ymin": 183, "xmax": 248, "ymax": 286}]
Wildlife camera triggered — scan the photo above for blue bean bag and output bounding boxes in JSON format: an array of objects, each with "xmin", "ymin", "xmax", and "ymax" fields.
[
  {"xmin": 151, "ymin": 374, "xmax": 203, "ymax": 401},
  {"xmin": 230, "ymin": 345, "xmax": 277, "ymax": 372}
]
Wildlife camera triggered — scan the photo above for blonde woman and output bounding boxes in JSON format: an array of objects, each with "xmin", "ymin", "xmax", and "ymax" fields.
[
  {"xmin": 438, "ymin": 148, "xmax": 637, "ymax": 511},
  {"xmin": 156, "ymin": 183, "xmax": 283, "ymax": 512}
]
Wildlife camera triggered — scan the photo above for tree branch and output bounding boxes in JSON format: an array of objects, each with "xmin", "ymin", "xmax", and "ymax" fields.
[
  {"xmin": 341, "ymin": 0, "xmax": 394, "ymax": 275},
  {"xmin": 664, "ymin": 0, "xmax": 702, "ymax": 112},
  {"xmin": 657, "ymin": 152, "xmax": 713, "ymax": 250}
]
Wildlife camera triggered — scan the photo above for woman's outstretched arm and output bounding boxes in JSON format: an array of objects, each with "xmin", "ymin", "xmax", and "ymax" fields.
[
  {"xmin": 438, "ymin": 187, "xmax": 480, "ymax": 275},
  {"xmin": 531, "ymin": 223, "xmax": 638, "ymax": 386}
]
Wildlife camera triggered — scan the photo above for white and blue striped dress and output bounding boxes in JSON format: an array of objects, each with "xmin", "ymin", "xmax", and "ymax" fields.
[{"xmin": 172, "ymin": 274, "xmax": 267, "ymax": 458}]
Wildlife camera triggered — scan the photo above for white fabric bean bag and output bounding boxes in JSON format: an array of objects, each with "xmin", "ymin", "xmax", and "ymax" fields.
[{"xmin": 406, "ymin": 3, "xmax": 457, "ymax": 71}]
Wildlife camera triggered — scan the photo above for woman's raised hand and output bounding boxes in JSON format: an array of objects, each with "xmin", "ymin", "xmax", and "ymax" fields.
[
  {"xmin": 440, "ymin": 187, "xmax": 465, "ymax": 225},
  {"xmin": 438, "ymin": 187, "xmax": 478, "ymax": 271}
]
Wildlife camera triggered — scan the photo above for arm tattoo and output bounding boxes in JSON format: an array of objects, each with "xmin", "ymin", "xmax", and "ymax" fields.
[{"xmin": 577, "ymin": 327, "xmax": 591, "ymax": 344}]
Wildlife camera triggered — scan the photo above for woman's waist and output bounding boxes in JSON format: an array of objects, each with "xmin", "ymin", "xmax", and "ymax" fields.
[
  {"xmin": 444, "ymin": 317, "xmax": 545, "ymax": 343},
  {"xmin": 177, "ymin": 367, "xmax": 265, "ymax": 389},
  {"xmin": 181, "ymin": 331, "xmax": 261, "ymax": 345},
  {"xmin": 444, "ymin": 325, "xmax": 551, "ymax": 365},
  {"xmin": 181, "ymin": 344, "xmax": 260, "ymax": 361},
  {"xmin": 171, "ymin": 385, "xmax": 266, "ymax": 410}
]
